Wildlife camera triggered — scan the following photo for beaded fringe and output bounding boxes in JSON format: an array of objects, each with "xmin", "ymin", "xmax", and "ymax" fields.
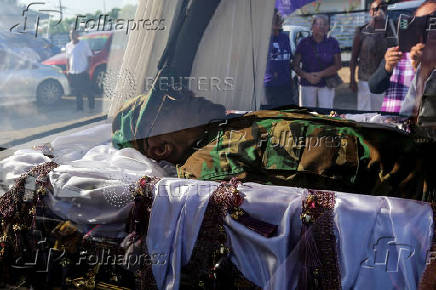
[{"xmin": 297, "ymin": 190, "xmax": 341, "ymax": 290}]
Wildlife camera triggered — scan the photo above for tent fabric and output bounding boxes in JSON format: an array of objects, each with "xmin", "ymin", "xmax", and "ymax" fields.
[
  {"xmin": 159, "ymin": 0, "xmax": 222, "ymax": 79},
  {"xmin": 108, "ymin": 0, "xmax": 276, "ymax": 117},
  {"xmin": 107, "ymin": 0, "xmax": 184, "ymax": 117},
  {"xmin": 190, "ymin": 0, "xmax": 276, "ymax": 110}
]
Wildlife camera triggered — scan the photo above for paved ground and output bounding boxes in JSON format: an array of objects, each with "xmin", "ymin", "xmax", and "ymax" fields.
[
  {"xmin": 0, "ymin": 119, "xmax": 109, "ymax": 162},
  {"xmin": 334, "ymin": 85, "xmax": 357, "ymax": 111},
  {"xmin": 0, "ymin": 95, "xmax": 106, "ymax": 147},
  {"xmin": 335, "ymin": 66, "xmax": 357, "ymax": 111}
]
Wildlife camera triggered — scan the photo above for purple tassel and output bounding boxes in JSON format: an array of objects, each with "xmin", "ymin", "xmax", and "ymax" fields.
[{"xmin": 298, "ymin": 224, "xmax": 321, "ymax": 290}]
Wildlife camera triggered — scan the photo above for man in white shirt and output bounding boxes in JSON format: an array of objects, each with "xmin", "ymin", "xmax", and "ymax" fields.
[{"xmin": 66, "ymin": 30, "xmax": 94, "ymax": 111}]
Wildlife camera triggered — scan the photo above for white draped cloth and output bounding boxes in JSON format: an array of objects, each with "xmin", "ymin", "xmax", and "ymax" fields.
[
  {"xmin": 0, "ymin": 123, "xmax": 433, "ymax": 289},
  {"xmin": 0, "ymin": 123, "xmax": 168, "ymax": 237},
  {"xmin": 149, "ymin": 181, "xmax": 433, "ymax": 290}
]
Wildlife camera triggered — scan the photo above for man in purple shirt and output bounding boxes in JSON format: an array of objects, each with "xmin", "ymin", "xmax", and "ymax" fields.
[
  {"xmin": 293, "ymin": 14, "xmax": 342, "ymax": 109},
  {"xmin": 263, "ymin": 9, "xmax": 295, "ymax": 108}
]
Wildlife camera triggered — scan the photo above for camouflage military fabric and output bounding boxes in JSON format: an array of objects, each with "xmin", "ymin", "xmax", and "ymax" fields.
[
  {"xmin": 177, "ymin": 109, "xmax": 434, "ymax": 201},
  {"xmin": 112, "ymin": 92, "xmax": 152, "ymax": 151}
]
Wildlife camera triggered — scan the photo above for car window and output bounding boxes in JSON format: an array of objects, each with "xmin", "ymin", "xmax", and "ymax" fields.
[
  {"xmin": 0, "ymin": 49, "xmax": 28, "ymax": 71},
  {"xmin": 82, "ymin": 36, "xmax": 109, "ymax": 51},
  {"xmin": 295, "ymin": 31, "xmax": 310, "ymax": 45}
]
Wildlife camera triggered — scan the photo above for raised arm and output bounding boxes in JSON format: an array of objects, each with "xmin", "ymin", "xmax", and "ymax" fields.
[{"xmin": 368, "ymin": 47, "xmax": 401, "ymax": 94}]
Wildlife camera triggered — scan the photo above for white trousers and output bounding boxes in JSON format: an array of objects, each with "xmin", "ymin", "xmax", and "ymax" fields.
[
  {"xmin": 299, "ymin": 85, "xmax": 335, "ymax": 109},
  {"xmin": 357, "ymin": 81, "xmax": 384, "ymax": 111}
]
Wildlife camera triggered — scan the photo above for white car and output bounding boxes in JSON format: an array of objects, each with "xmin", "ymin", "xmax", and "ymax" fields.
[
  {"xmin": 282, "ymin": 25, "xmax": 311, "ymax": 55},
  {"xmin": 0, "ymin": 48, "xmax": 70, "ymax": 106}
]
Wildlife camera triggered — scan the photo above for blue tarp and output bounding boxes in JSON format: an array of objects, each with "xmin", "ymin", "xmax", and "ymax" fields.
[{"xmin": 275, "ymin": 0, "xmax": 316, "ymax": 16}]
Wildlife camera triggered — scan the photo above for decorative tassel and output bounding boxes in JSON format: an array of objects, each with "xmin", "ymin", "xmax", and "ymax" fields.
[
  {"xmin": 215, "ymin": 178, "xmax": 279, "ymax": 238},
  {"xmin": 298, "ymin": 224, "xmax": 321, "ymax": 290},
  {"xmin": 297, "ymin": 190, "xmax": 340, "ymax": 290}
]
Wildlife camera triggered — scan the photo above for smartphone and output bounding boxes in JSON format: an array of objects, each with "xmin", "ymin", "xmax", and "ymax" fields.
[{"xmin": 398, "ymin": 14, "xmax": 428, "ymax": 53}]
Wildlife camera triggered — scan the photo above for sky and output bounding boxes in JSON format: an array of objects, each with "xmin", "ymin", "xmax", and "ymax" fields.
[{"xmin": 18, "ymin": 0, "xmax": 138, "ymax": 17}]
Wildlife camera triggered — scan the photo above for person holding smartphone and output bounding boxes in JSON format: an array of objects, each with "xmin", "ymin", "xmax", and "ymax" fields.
[
  {"xmin": 350, "ymin": 0, "xmax": 388, "ymax": 111},
  {"xmin": 369, "ymin": 1, "xmax": 436, "ymax": 115},
  {"xmin": 399, "ymin": 1, "xmax": 436, "ymax": 118},
  {"xmin": 368, "ymin": 46, "xmax": 415, "ymax": 113}
]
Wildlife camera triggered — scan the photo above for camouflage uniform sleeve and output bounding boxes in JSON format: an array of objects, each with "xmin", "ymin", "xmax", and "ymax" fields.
[
  {"xmin": 176, "ymin": 109, "xmax": 429, "ymax": 200},
  {"xmin": 176, "ymin": 123, "xmax": 262, "ymax": 181}
]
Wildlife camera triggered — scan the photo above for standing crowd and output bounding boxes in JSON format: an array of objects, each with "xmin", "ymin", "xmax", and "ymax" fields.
[
  {"xmin": 265, "ymin": 10, "xmax": 342, "ymax": 109},
  {"xmin": 264, "ymin": 0, "xmax": 436, "ymax": 121}
]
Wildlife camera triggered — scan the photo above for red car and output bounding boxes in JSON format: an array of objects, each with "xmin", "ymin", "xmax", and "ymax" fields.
[{"xmin": 42, "ymin": 31, "xmax": 112, "ymax": 94}]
